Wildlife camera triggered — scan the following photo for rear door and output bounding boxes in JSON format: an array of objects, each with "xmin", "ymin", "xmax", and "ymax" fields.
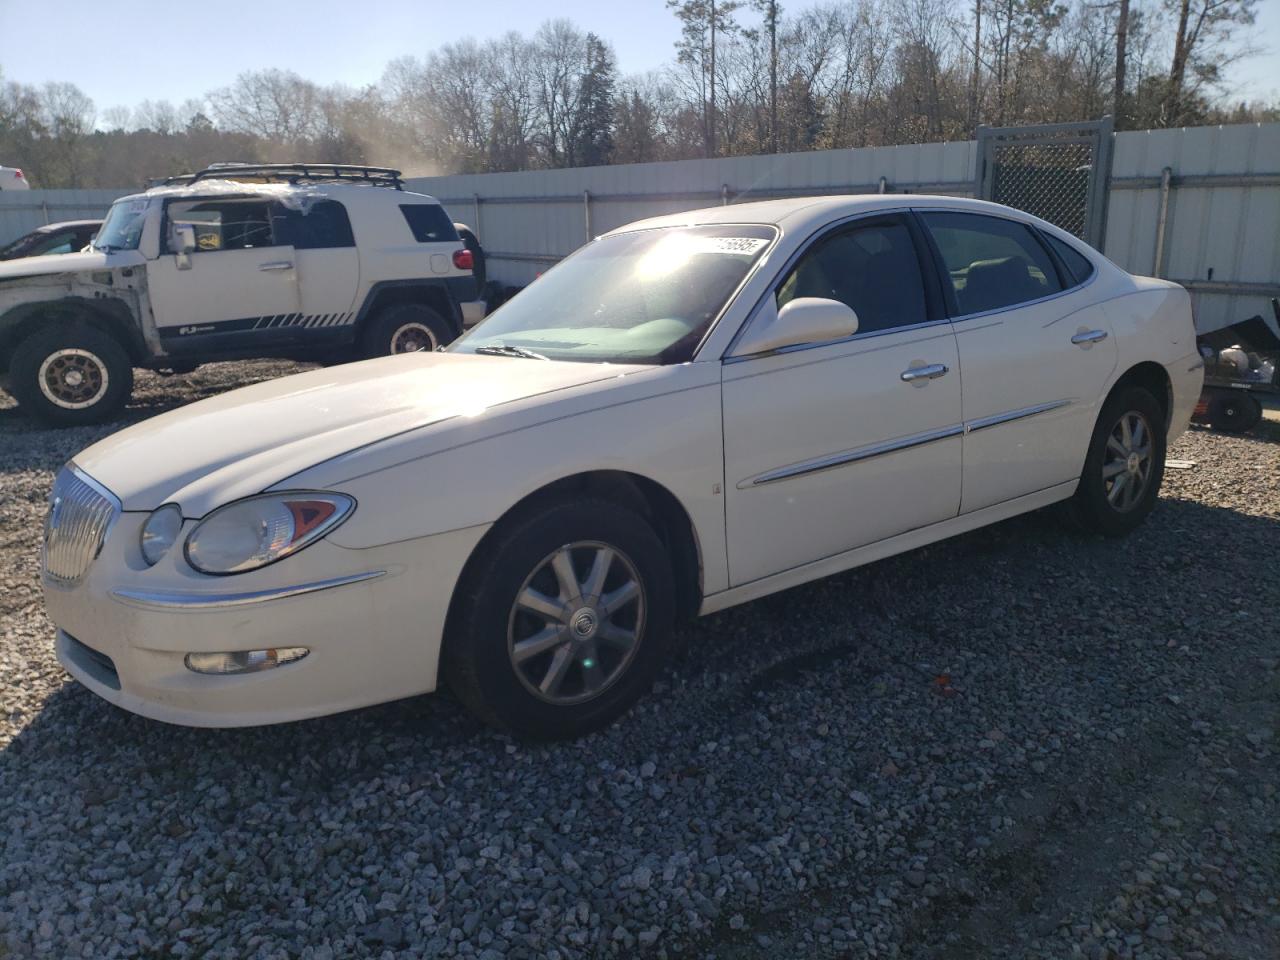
[
  {"xmin": 147, "ymin": 196, "xmax": 299, "ymax": 343},
  {"xmin": 271, "ymin": 199, "xmax": 360, "ymax": 329},
  {"xmin": 918, "ymin": 210, "xmax": 1118, "ymax": 513}
]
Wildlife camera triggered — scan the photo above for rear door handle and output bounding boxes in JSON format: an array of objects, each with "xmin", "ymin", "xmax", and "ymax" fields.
[
  {"xmin": 1071, "ymin": 329, "xmax": 1108, "ymax": 345},
  {"xmin": 259, "ymin": 260, "xmax": 293, "ymax": 271},
  {"xmin": 901, "ymin": 363, "xmax": 949, "ymax": 383}
]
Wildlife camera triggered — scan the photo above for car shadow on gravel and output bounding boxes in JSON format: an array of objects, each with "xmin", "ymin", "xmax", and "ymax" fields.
[{"xmin": 3, "ymin": 490, "xmax": 1277, "ymax": 959}]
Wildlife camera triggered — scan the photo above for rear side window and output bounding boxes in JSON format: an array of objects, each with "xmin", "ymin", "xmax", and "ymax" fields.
[
  {"xmin": 922, "ymin": 212, "xmax": 1062, "ymax": 315},
  {"xmin": 272, "ymin": 200, "xmax": 355, "ymax": 249},
  {"xmin": 1043, "ymin": 232, "xmax": 1096, "ymax": 285},
  {"xmin": 777, "ymin": 219, "xmax": 927, "ymax": 335},
  {"xmin": 400, "ymin": 204, "xmax": 458, "ymax": 243}
]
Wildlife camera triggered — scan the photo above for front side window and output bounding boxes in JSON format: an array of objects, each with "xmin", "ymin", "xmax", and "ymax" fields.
[
  {"xmin": 777, "ymin": 219, "xmax": 927, "ymax": 334},
  {"xmin": 923, "ymin": 212, "xmax": 1062, "ymax": 315},
  {"xmin": 452, "ymin": 224, "xmax": 776, "ymax": 364},
  {"xmin": 93, "ymin": 198, "xmax": 149, "ymax": 252},
  {"xmin": 166, "ymin": 199, "xmax": 275, "ymax": 253}
]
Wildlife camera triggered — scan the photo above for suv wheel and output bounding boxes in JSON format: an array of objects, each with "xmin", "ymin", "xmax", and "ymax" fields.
[
  {"xmin": 444, "ymin": 499, "xmax": 675, "ymax": 739},
  {"xmin": 362, "ymin": 303, "xmax": 454, "ymax": 358},
  {"xmin": 1068, "ymin": 386, "xmax": 1166, "ymax": 537},
  {"xmin": 10, "ymin": 326, "xmax": 133, "ymax": 426}
]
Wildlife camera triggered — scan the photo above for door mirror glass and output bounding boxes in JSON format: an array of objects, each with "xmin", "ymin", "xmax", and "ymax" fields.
[
  {"xmin": 173, "ymin": 223, "xmax": 196, "ymax": 254},
  {"xmin": 732, "ymin": 297, "xmax": 859, "ymax": 357}
]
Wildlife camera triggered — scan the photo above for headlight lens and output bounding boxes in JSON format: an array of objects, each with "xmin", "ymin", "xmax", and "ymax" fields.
[
  {"xmin": 184, "ymin": 492, "xmax": 355, "ymax": 575},
  {"xmin": 140, "ymin": 503, "xmax": 184, "ymax": 566}
]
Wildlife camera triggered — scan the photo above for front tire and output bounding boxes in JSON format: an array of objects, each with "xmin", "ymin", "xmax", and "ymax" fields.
[
  {"xmin": 9, "ymin": 325, "xmax": 133, "ymax": 427},
  {"xmin": 1069, "ymin": 386, "xmax": 1166, "ymax": 537},
  {"xmin": 444, "ymin": 499, "xmax": 675, "ymax": 739},
  {"xmin": 361, "ymin": 303, "xmax": 455, "ymax": 358}
]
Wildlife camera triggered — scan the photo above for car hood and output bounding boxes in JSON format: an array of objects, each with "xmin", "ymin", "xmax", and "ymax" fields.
[
  {"xmin": 0, "ymin": 249, "xmax": 144, "ymax": 279},
  {"xmin": 75, "ymin": 352, "xmax": 647, "ymax": 514}
]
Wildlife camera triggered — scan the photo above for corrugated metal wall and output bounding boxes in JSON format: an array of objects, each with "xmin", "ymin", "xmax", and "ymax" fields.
[
  {"xmin": 2, "ymin": 123, "xmax": 1276, "ymax": 335},
  {"xmin": 0, "ymin": 189, "xmax": 129, "ymax": 243}
]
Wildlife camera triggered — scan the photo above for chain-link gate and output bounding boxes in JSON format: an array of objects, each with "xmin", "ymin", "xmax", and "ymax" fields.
[{"xmin": 976, "ymin": 119, "xmax": 1113, "ymax": 250}]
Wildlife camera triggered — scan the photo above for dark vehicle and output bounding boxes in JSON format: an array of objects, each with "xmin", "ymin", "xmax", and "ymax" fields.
[
  {"xmin": 0, "ymin": 220, "xmax": 102, "ymax": 260},
  {"xmin": 1192, "ymin": 304, "xmax": 1280, "ymax": 433}
]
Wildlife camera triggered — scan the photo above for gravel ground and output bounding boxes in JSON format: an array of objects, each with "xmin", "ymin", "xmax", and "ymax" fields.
[{"xmin": 1, "ymin": 364, "xmax": 1277, "ymax": 960}]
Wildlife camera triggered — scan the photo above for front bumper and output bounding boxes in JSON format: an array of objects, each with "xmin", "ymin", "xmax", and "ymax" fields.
[{"xmin": 44, "ymin": 510, "xmax": 489, "ymax": 727}]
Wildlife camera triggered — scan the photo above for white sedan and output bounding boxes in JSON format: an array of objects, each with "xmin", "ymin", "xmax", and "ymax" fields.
[{"xmin": 42, "ymin": 196, "xmax": 1203, "ymax": 738}]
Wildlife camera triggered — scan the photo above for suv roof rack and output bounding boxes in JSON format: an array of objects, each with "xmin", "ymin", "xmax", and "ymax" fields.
[{"xmin": 159, "ymin": 163, "xmax": 405, "ymax": 190}]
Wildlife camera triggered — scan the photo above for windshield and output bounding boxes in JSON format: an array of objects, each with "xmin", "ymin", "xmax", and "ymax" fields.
[
  {"xmin": 93, "ymin": 197, "xmax": 149, "ymax": 252},
  {"xmin": 451, "ymin": 224, "xmax": 776, "ymax": 364}
]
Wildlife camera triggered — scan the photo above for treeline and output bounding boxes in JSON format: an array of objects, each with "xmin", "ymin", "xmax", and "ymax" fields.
[{"xmin": 1, "ymin": 0, "xmax": 1272, "ymax": 188}]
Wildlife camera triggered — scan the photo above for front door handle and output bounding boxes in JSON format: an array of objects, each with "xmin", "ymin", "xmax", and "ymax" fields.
[
  {"xmin": 259, "ymin": 260, "xmax": 294, "ymax": 272},
  {"xmin": 1071, "ymin": 329, "xmax": 1108, "ymax": 346},
  {"xmin": 901, "ymin": 363, "xmax": 949, "ymax": 383}
]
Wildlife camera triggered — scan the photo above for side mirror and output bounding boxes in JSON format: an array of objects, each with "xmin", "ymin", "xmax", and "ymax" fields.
[
  {"xmin": 173, "ymin": 223, "xmax": 196, "ymax": 254},
  {"xmin": 731, "ymin": 296, "xmax": 859, "ymax": 357}
]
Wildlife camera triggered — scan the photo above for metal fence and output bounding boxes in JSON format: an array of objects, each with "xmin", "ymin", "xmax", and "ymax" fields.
[{"xmin": 3, "ymin": 122, "xmax": 1277, "ymax": 335}]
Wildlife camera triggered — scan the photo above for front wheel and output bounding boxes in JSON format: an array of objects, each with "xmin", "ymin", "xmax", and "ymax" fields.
[
  {"xmin": 9, "ymin": 325, "xmax": 133, "ymax": 427},
  {"xmin": 1068, "ymin": 386, "xmax": 1166, "ymax": 537},
  {"xmin": 443, "ymin": 499, "xmax": 675, "ymax": 739}
]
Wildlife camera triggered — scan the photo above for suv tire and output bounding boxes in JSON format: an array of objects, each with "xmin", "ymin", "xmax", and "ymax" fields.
[
  {"xmin": 10, "ymin": 325, "xmax": 133, "ymax": 427},
  {"xmin": 1068, "ymin": 385, "xmax": 1166, "ymax": 537},
  {"xmin": 362, "ymin": 303, "xmax": 454, "ymax": 358},
  {"xmin": 444, "ymin": 499, "xmax": 675, "ymax": 739}
]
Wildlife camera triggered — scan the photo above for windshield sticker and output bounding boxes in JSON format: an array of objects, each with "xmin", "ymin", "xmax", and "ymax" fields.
[{"xmin": 699, "ymin": 236, "xmax": 768, "ymax": 256}]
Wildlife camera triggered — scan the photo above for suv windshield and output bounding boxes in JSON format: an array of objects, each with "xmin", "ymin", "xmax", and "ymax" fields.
[
  {"xmin": 93, "ymin": 198, "xmax": 149, "ymax": 252},
  {"xmin": 451, "ymin": 224, "xmax": 776, "ymax": 364}
]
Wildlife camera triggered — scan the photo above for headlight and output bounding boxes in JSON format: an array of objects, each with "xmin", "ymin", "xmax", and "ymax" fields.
[
  {"xmin": 140, "ymin": 503, "xmax": 184, "ymax": 566},
  {"xmin": 184, "ymin": 492, "xmax": 355, "ymax": 575}
]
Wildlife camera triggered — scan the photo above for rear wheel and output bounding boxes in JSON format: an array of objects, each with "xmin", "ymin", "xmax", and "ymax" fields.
[
  {"xmin": 361, "ymin": 303, "xmax": 454, "ymax": 358},
  {"xmin": 1068, "ymin": 386, "xmax": 1166, "ymax": 537},
  {"xmin": 444, "ymin": 499, "xmax": 675, "ymax": 739},
  {"xmin": 9, "ymin": 325, "xmax": 133, "ymax": 426}
]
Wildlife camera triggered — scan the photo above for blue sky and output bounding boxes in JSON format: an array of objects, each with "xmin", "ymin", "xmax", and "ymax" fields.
[{"xmin": 1, "ymin": 0, "xmax": 1277, "ymax": 114}]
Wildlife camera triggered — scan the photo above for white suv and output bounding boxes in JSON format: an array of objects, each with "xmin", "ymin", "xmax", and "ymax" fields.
[{"xmin": 0, "ymin": 163, "xmax": 479, "ymax": 425}]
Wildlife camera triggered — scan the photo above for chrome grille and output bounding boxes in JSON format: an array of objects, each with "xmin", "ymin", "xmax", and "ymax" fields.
[{"xmin": 42, "ymin": 466, "xmax": 119, "ymax": 585}]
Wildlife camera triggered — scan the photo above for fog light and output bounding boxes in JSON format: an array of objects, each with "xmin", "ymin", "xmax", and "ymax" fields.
[{"xmin": 184, "ymin": 647, "xmax": 309, "ymax": 675}]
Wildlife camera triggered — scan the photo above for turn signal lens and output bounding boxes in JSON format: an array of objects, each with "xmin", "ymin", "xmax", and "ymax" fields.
[
  {"xmin": 184, "ymin": 492, "xmax": 355, "ymax": 575},
  {"xmin": 185, "ymin": 647, "xmax": 309, "ymax": 675},
  {"xmin": 140, "ymin": 503, "xmax": 184, "ymax": 566}
]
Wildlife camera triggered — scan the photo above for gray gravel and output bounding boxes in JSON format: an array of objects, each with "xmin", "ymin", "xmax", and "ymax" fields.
[{"xmin": 2, "ymin": 364, "xmax": 1278, "ymax": 959}]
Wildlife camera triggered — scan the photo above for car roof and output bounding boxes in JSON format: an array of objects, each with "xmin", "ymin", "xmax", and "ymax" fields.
[
  {"xmin": 603, "ymin": 194, "xmax": 1056, "ymax": 236},
  {"xmin": 123, "ymin": 180, "xmax": 442, "ymax": 206}
]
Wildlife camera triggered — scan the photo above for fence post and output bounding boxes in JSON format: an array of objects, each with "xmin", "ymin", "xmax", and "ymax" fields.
[
  {"xmin": 877, "ymin": 176, "xmax": 888, "ymax": 194},
  {"xmin": 472, "ymin": 193, "xmax": 481, "ymax": 236},
  {"xmin": 41, "ymin": 199, "xmax": 50, "ymax": 225},
  {"xmin": 1153, "ymin": 166, "xmax": 1173, "ymax": 278},
  {"xmin": 721, "ymin": 184, "xmax": 729, "ymax": 205},
  {"xmin": 583, "ymin": 190, "xmax": 592, "ymax": 241}
]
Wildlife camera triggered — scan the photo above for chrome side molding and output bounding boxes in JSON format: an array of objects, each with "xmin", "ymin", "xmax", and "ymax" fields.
[
  {"xmin": 111, "ymin": 570, "xmax": 386, "ymax": 611},
  {"xmin": 964, "ymin": 399, "xmax": 1074, "ymax": 434}
]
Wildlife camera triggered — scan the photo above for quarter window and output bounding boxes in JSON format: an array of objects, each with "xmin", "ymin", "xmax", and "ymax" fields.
[
  {"xmin": 166, "ymin": 199, "xmax": 275, "ymax": 253},
  {"xmin": 1043, "ymin": 232, "xmax": 1096, "ymax": 286},
  {"xmin": 777, "ymin": 220, "xmax": 928, "ymax": 335},
  {"xmin": 400, "ymin": 204, "xmax": 458, "ymax": 243},
  {"xmin": 922, "ymin": 212, "xmax": 1063, "ymax": 315}
]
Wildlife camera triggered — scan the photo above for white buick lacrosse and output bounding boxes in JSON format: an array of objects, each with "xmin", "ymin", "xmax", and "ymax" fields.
[{"xmin": 42, "ymin": 196, "xmax": 1203, "ymax": 738}]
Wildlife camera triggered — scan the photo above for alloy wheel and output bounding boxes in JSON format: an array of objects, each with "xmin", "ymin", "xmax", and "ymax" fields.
[
  {"xmin": 389, "ymin": 322, "xmax": 438, "ymax": 354},
  {"xmin": 1102, "ymin": 410, "xmax": 1154, "ymax": 512},
  {"xmin": 37, "ymin": 349, "xmax": 109, "ymax": 409},
  {"xmin": 507, "ymin": 541, "xmax": 646, "ymax": 705}
]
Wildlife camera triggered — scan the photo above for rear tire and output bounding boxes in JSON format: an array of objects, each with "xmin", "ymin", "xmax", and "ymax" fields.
[
  {"xmin": 9, "ymin": 325, "xmax": 133, "ymax": 427},
  {"xmin": 1068, "ymin": 386, "xmax": 1166, "ymax": 537},
  {"xmin": 443, "ymin": 499, "xmax": 675, "ymax": 739},
  {"xmin": 361, "ymin": 303, "xmax": 454, "ymax": 358}
]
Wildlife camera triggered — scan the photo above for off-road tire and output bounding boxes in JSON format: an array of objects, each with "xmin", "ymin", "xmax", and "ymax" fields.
[
  {"xmin": 361, "ymin": 303, "xmax": 454, "ymax": 358},
  {"xmin": 10, "ymin": 325, "xmax": 133, "ymax": 427}
]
